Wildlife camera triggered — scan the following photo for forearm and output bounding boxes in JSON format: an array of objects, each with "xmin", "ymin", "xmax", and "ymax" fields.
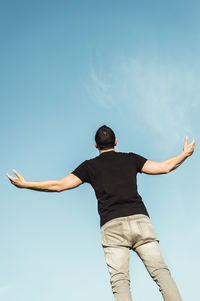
[
  {"xmin": 23, "ymin": 179, "xmax": 60, "ymax": 192},
  {"xmin": 7, "ymin": 170, "xmax": 82, "ymax": 191},
  {"xmin": 163, "ymin": 151, "xmax": 188, "ymax": 173}
]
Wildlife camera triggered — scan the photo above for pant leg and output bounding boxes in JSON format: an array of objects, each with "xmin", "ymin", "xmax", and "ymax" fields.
[
  {"xmin": 103, "ymin": 246, "xmax": 132, "ymax": 301},
  {"xmin": 135, "ymin": 240, "xmax": 182, "ymax": 301},
  {"xmin": 101, "ymin": 214, "xmax": 182, "ymax": 301},
  {"xmin": 101, "ymin": 218, "xmax": 133, "ymax": 301}
]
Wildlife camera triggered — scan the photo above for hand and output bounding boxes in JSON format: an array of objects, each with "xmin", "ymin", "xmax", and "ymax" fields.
[
  {"xmin": 6, "ymin": 170, "xmax": 26, "ymax": 188},
  {"xmin": 183, "ymin": 136, "xmax": 195, "ymax": 157}
]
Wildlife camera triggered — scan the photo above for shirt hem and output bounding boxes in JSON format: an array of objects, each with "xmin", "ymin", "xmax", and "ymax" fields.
[{"xmin": 100, "ymin": 208, "xmax": 149, "ymax": 227}]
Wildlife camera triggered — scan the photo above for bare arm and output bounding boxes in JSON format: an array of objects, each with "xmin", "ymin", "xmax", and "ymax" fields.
[
  {"xmin": 141, "ymin": 136, "xmax": 195, "ymax": 175},
  {"xmin": 6, "ymin": 170, "xmax": 82, "ymax": 192}
]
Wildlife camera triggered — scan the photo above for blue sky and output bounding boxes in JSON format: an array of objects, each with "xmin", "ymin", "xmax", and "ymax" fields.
[{"xmin": 0, "ymin": 0, "xmax": 199, "ymax": 300}]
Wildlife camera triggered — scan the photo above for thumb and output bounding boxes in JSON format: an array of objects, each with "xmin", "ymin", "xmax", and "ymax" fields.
[
  {"xmin": 184, "ymin": 136, "xmax": 189, "ymax": 145},
  {"xmin": 190, "ymin": 139, "xmax": 195, "ymax": 147}
]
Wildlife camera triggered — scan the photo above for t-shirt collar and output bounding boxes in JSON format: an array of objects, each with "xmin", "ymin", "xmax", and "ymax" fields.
[{"xmin": 99, "ymin": 150, "xmax": 115, "ymax": 156}]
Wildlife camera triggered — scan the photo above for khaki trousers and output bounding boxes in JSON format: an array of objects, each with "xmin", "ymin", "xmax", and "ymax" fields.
[{"xmin": 101, "ymin": 214, "xmax": 182, "ymax": 301}]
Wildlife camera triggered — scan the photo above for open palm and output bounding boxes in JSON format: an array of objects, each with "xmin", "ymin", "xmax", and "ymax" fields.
[{"xmin": 6, "ymin": 170, "xmax": 26, "ymax": 188}]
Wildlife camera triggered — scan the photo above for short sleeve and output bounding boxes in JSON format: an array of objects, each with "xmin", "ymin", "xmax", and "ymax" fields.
[
  {"xmin": 129, "ymin": 152, "xmax": 148, "ymax": 173},
  {"xmin": 71, "ymin": 160, "xmax": 90, "ymax": 183}
]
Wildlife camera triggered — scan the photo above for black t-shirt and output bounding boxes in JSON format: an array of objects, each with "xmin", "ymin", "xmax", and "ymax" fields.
[{"xmin": 72, "ymin": 151, "xmax": 149, "ymax": 227}]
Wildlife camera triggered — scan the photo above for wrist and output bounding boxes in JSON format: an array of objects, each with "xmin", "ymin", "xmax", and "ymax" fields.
[
  {"xmin": 22, "ymin": 180, "xmax": 29, "ymax": 188},
  {"xmin": 183, "ymin": 151, "xmax": 190, "ymax": 158}
]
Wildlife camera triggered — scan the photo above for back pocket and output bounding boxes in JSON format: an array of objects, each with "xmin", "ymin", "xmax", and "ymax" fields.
[
  {"xmin": 101, "ymin": 222, "xmax": 125, "ymax": 246},
  {"xmin": 136, "ymin": 219, "xmax": 157, "ymax": 241}
]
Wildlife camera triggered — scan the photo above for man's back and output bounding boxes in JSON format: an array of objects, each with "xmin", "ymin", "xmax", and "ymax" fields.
[{"xmin": 72, "ymin": 150, "xmax": 149, "ymax": 226}]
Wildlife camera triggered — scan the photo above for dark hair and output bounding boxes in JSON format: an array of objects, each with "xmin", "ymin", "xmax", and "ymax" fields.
[{"xmin": 95, "ymin": 125, "xmax": 116, "ymax": 150}]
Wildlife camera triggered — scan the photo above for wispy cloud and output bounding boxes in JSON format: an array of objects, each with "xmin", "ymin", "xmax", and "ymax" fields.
[
  {"xmin": 89, "ymin": 66, "xmax": 114, "ymax": 109},
  {"xmin": 88, "ymin": 57, "xmax": 199, "ymax": 150}
]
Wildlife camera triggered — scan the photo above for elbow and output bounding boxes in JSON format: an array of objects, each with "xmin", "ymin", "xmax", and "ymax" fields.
[
  {"xmin": 162, "ymin": 162, "xmax": 172, "ymax": 174},
  {"xmin": 56, "ymin": 185, "xmax": 64, "ymax": 192},
  {"xmin": 56, "ymin": 183, "xmax": 69, "ymax": 192},
  {"xmin": 165, "ymin": 166, "xmax": 175, "ymax": 174},
  {"xmin": 55, "ymin": 181, "xmax": 64, "ymax": 192},
  {"xmin": 165, "ymin": 166, "xmax": 174, "ymax": 173}
]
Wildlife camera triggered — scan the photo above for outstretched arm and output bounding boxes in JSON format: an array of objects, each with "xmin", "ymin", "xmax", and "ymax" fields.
[
  {"xmin": 141, "ymin": 136, "xmax": 195, "ymax": 175},
  {"xmin": 6, "ymin": 170, "xmax": 82, "ymax": 192}
]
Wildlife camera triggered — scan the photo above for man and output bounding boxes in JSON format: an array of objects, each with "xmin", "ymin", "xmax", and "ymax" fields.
[{"xmin": 7, "ymin": 125, "xmax": 195, "ymax": 301}]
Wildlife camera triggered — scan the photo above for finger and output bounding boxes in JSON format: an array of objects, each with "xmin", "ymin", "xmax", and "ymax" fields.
[
  {"xmin": 189, "ymin": 139, "xmax": 195, "ymax": 147},
  {"xmin": 12, "ymin": 169, "xmax": 21, "ymax": 178},
  {"xmin": 6, "ymin": 173, "xmax": 15, "ymax": 181},
  {"xmin": 7, "ymin": 177, "xmax": 15, "ymax": 184},
  {"xmin": 184, "ymin": 136, "xmax": 189, "ymax": 144}
]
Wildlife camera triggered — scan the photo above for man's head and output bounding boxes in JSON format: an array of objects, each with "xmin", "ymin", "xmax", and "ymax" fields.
[{"xmin": 95, "ymin": 125, "xmax": 117, "ymax": 150}]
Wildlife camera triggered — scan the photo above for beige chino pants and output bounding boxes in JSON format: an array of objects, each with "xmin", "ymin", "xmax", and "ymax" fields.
[{"xmin": 101, "ymin": 214, "xmax": 182, "ymax": 301}]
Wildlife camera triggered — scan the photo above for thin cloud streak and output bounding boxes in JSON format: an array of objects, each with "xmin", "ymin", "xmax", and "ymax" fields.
[
  {"xmin": 89, "ymin": 66, "xmax": 114, "ymax": 109},
  {"xmin": 88, "ymin": 58, "xmax": 199, "ymax": 150}
]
